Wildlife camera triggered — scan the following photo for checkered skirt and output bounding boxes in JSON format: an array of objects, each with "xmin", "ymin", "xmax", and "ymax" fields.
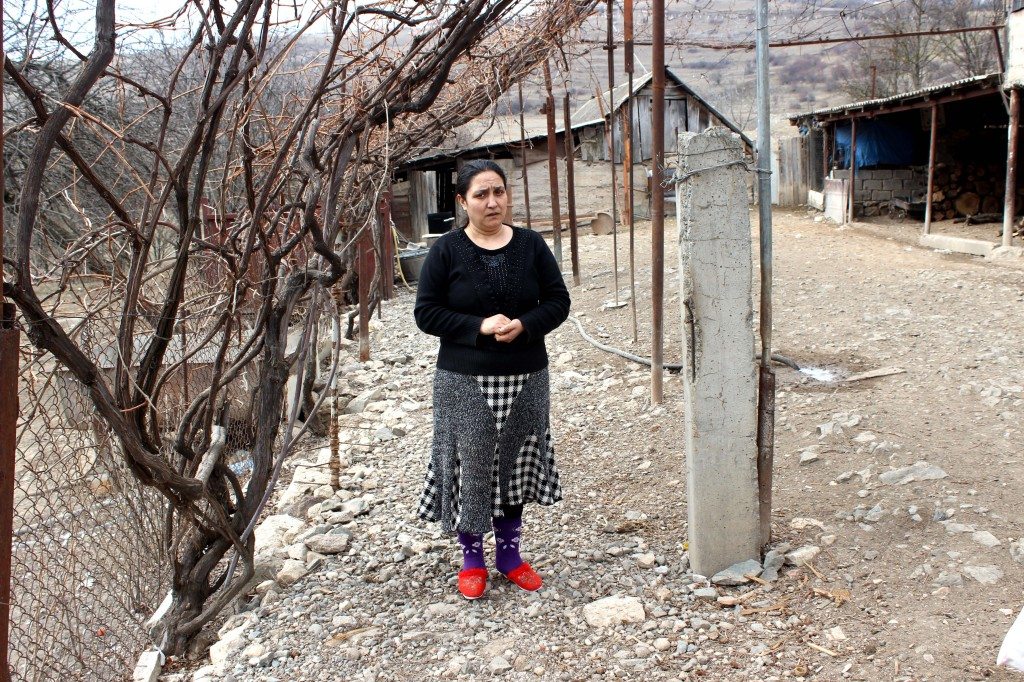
[{"xmin": 418, "ymin": 369, "xmax": 562, "ymax": 533}]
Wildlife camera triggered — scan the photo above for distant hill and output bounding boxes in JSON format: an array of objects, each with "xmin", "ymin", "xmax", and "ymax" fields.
[{"xmin": 499, "ymin": 0, "xmax": 995, "ymax": 138}]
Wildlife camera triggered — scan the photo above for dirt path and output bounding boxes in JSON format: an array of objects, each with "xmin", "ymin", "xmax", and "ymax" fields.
[{"xmin": 178, "ymin": 208, "xmax": 1024, "ymax": 682}]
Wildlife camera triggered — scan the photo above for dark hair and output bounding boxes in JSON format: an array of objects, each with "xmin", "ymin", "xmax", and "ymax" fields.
[{"xmin": 455, "ymin": 159, "xmax": 507, "ymax": 200}]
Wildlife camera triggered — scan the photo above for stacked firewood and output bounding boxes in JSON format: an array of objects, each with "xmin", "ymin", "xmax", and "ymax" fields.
[{"xmin": 931, "ymin": 161, "xmax": 1015, "ymax": 222}]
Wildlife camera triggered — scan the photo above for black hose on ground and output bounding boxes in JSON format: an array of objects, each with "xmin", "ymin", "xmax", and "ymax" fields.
[{"xmin": 566, "ymin": 315, "xmax": 800, "ymax": 373}]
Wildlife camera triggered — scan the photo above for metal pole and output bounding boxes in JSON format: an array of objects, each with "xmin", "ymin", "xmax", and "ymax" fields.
[
  {"xmin": 357, "ymin": 233, "xmax": 370, "ymax": 362},
  {"xmin": 924, "ymin": 104, "xmax": 938, "ymax": 235},
  {"xmin": 379, "ymin": 189, "xmax": 394, "ymax": 302},
  {"xmin": 543, "ymin": 60, "xmax": 563, "ymax": 265},
  {"xmin": 624, "ymin": 0, "xmax": 638, "ymax": 341},
  {"xmin": 1004, "ymin": 88, "xmax": 1020, "ymax": 248},
  {"xmin": 564, "ymin": 94, "xmax": 581, "ymax": 286},
  {"xmin": 848, "ymin": 119, "xmax": 858, "ymax": 223},
  {"xmin": 650, "ymin": 0, "xmax": 665, "ymax": 404},
  {"xmin": 0, "ymin": 304, "xmax": 16, "ymax": 682},
  {"xmin": 518, "ymin": 81, "xmax": 533, "ymax": 229},
  {"xmin": 0, "ymin": 8, "xmax": 16, "ymax": 675},
  {"xmin": 606, "ymin": 0, "xmax": 620, "ymax": 306},
  {"xmin": 754, "ymin": 0, "xmax": 776, "ymax": 549}
]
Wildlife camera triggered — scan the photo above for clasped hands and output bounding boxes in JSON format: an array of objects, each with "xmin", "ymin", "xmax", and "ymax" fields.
[{"xmin": 480, "ymin": 314, "xmax": 524, "ymax": 343}]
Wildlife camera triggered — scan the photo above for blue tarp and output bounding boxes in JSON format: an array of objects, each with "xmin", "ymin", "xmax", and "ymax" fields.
[{"xmin": 834, "ymin": 119, "xmax": 915, "ymax": 169}]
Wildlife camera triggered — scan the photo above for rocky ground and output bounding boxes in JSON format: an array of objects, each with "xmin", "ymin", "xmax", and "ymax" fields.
[{"xmin": 164, "ymin": 208, "xmax": 1024, "ymax": 681}]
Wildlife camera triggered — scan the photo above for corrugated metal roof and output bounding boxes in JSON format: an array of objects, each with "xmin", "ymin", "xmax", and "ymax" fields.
[
  {"xmin": 789, "ymin": 73, "xmax": 1001, "ymax": 122},
  {"xmin": 570, "ymin": 72, "xmax": 656, "ymax": 128},
  {"xmin": 401, "ymin": 67, "xmax": 752, "ymax": 168}
]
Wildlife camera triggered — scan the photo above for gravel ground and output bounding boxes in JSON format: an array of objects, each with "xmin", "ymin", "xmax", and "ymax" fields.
[{"xmin": 167, "ymin": 208, "xmax": 1024, "ymax": 682}]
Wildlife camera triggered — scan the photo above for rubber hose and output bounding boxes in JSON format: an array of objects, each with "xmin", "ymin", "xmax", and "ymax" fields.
[{"xmin": 567, "ymin": 315, "xmax": 800, "ymax": 372}]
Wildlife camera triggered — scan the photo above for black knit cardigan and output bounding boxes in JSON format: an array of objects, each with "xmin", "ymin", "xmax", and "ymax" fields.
[{"xmin": 413, "ymin": 226, "xmax": 571, "ymax": 376}]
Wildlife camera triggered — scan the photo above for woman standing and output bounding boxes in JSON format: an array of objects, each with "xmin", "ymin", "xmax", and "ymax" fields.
[{"xmin": 414, "ymin": 159, "xmax": 570, "ymax": 600}]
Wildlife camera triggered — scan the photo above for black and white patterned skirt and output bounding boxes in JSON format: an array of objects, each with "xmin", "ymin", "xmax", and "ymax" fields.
[{"xmin": 418, "ymin": 368, "xmax": 562, "ymax": 534}]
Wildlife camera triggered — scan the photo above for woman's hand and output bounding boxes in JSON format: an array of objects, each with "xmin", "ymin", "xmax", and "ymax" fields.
[
  {"xmin": 495, "ymin": 319, "xmax": 524, "ymax": 343},
  {"xmin": 480, "ymin": 314, "xmax": 512, "ymax": 336}
]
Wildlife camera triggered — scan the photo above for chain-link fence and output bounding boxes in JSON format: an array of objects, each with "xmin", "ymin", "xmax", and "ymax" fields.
[
  {"xmin": 6, "ymin": 273, "xmax": 290, "ymax": 680},
  {"xmin": 11, "ymin": 333, "xmax": 169, "ymax": 681}
]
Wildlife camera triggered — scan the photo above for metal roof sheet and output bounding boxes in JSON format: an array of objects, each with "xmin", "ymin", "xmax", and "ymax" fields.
[{"xmin": 788, "ymin": 73, "xmax": 1001, "ymax": 122}]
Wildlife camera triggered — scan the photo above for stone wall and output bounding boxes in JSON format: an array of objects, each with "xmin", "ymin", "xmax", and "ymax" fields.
[{"xmin": 830, "ymin": 167, "xmax": 928, "ymax": 217}]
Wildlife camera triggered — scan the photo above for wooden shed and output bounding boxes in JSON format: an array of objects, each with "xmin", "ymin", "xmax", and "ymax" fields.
[
  {"xmin": 572, "ymin": 68, "xmax": 753, "ymax": 163},
  {"xmin": 391, "ymin": 67, "xmax": 751, "ymax": 241}
]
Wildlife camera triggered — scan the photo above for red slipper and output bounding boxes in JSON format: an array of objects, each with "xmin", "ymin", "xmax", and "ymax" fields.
[
  {"xmin": 502, "ymin": 562, "xmax": 542, "ymax": 592},
  {"xmin": 457, "ymin": 567, "xmax": 488, "ymax": 600}
]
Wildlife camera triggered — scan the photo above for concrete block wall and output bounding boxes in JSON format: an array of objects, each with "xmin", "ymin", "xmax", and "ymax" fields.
[{"xmin": 829, "ymin": 167, "xmax": 927, "ymax": 216}]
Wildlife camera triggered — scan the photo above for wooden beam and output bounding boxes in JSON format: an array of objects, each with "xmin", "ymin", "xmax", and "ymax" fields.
[
  {"xmin": 543, "ymin": 61, "xmax": 563, "ymax": 264},
  {"xmin": 924, "ymin": 104, "xmax": 938, "ymax": 235},
  {"xmin": 848, "ymin": 118, "xmax": 857, "ymax": 223}
]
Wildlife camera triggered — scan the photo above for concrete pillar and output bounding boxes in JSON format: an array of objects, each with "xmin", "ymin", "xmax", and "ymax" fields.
[{"xmin": 676, "ymin": 128, "xmax": 760, "ymax": 577}]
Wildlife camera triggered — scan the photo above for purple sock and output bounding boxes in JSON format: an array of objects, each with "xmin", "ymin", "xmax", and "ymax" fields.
[
  {"xmin": 493, "ymin": 517, "xmax": 524, "ymax": 575},
  {"xmin": 457, "ymin": 532, "xmax": 485, "ymax": 570}
]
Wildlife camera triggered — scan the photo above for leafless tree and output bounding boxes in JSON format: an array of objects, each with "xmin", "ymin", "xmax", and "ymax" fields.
[
  {"xmin": 937, "ymin": 0, "xmax": 1004, "ymax": 78},
  {"xmin": 834, "ymin": 0, "xmax": 1002, "ymax": 100},
  {"xmin": 3, "ymin": 0, "xmax": 598, "ymax": 655}
]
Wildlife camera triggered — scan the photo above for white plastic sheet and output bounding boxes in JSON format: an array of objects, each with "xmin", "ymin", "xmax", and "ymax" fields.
[{"xmin": 998, "ymin": 606, "xmax": 1024, "ymax": 673}]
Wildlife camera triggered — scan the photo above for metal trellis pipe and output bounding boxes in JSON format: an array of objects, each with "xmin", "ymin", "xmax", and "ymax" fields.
[
  {"xmin": 650, "ymin": 0, "xmax": 665, "ymax": 404},
  {"xmin": 755, "ymin": 0, "xmax": 777, "ymax": 549}
]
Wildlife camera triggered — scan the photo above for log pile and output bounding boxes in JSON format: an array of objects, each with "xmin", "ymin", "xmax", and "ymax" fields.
[{"xmin": 930, "ymin": 162, "xmax": 1015, "ymax": 221}]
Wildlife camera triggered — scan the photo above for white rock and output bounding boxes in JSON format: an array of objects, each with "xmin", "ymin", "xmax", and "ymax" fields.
[
  {"xmin": 1010, "ymin": 539, "xmax": 1024, "ymax": 564},
  {"xmin": 971, "ymin": 530, "xmax": 1001, "ymax": 548},
  {"xmin": 711, "ymin": 559, "xmax": 763, "ymax": 586},
  {"xmin": 692, "ymin": 587, "xmax": 718, "ymax": 600},
  {"xmin": 305, "ymin": 533, "xmax": 351, "ymax": 555},
  {"xmin": 932, "ymin": 571, "xmax": 963, "ymax": 588},
  {"xmin": 341, "ymin": 497, "xmax": 371, "ymax": 517},
  {"xmin": 488, "ymin": 656, "xmax": 513, "ymax": 674},
  {"xmin": 241, "ymin": 642, "xmax": 266, "ymax": 659},
  {"xmin": 191, "ymin": 665, "xmax": 220, "ymax": 682},
  {"xmin": 784, "ymin": 545, "xmax": 821, "ymax": 566},
  {"xmin": 816, "ymin": 421, "xmax": 842, "ymax": 438},
  {"xmin": 426, "ymin": 603, "xmax": 460, "ymax": 620},
  {"xmin": 254, "ymin": 515, "xmax": 305, "ymax": 552},
  {"xmin": 963, "ymin": 565, "xmax": 1003, "ymax": 585},
  {"xmin": 799, "ymin": 450, "xmax": 820, "ymax": 465},
  {"xmin": 790, "ymin": 517, "xmax": 827, "ymax": 531},
  {"xmin": 132, "ymin": 651, "xmax": 162, "ymax": 682},
  {"xmin": 636, "ymin": 552, "xmax": 657, "ymax": 569},
  {"xmin": 583, "ymin": 596, "xmax": 646, "ymax": 627},
  {"xmin": 286, "ymin": 542, "xmax": 308, "ymax": 561},
  {"xmin": 863, "ymin": 504, "xmax": 885, "ymax": 523},
  {"xmin": 878, "ymin": 461, "xmax": 947, "ymax": 485},
  {"xmin": 209, "ymin": 623, "xmax": 249, "ymax": 665},
  {"xmin": 344, "ymin": 387, "xmax": 385, "ymax": 414},
  {"xmin": 853, "ymin": 431, "xmax": 877, "ymax": 443},
  {"xmin": 276, "ymin": 559, "xmax": 309, "ymax": 587},
  {"xmin": 653, "ymin": 637, "xmax": 671, "ymax": 652}
]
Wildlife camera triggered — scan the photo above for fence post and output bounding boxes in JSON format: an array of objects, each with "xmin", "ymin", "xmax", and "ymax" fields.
[
  {"xmin": 0, "ymin": 303, "xmax": 18, "ymax": 682},
  {"xmin": 677, "ymin": 129, "xmax": 761, "ymax": 578},
  {"xmin": 357, "ymin": 231, "xmax": 373, "ymax": 362}
]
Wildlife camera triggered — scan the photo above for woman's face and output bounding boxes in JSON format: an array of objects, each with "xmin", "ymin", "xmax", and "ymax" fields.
[{"xmin": 459, "ymin": 170, "xmax": 507, "ymax": 232}]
